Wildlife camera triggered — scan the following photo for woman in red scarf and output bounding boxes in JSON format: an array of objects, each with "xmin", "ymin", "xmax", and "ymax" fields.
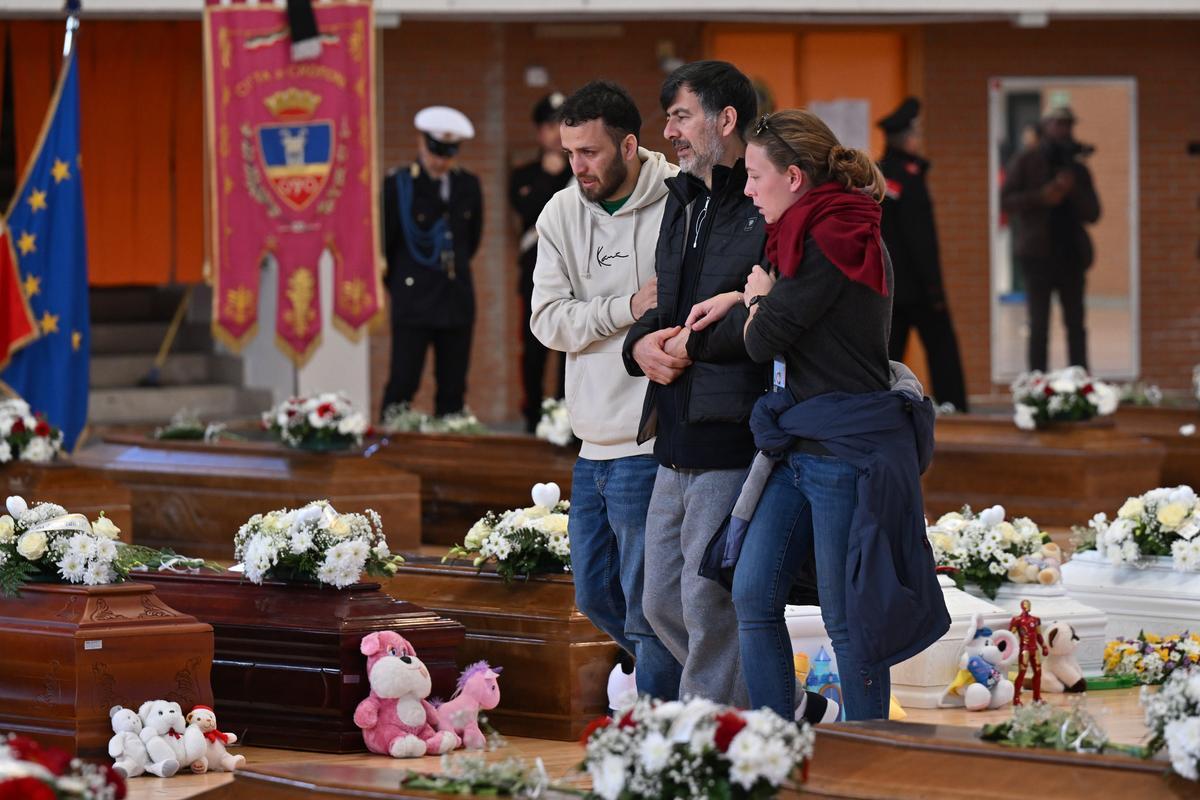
[{"xmin": 682, "ymin": 110, "xmax": 897, "ymax": 721}]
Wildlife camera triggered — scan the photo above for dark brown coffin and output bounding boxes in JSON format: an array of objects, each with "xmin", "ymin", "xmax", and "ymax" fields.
[
  {"xmin": 0, "ymin": 581, "xmax": 214, "ymax": 758},
  {"xmin": 365, "ymin": 432, "xmax": 577, "ymax": 547},
  {"xmin": 382, "ymin": 558, "xmax": 616, "ymax": 742},
  {"xmin": 1, "ymin": 461, "xmax": 134, "ymax": 541},
  {"xmin": 72, "ymin": 435, "xmax": 422, "ymax": 561},
  {"xmin": 1115, "ymin": 405, "xmax": 1200, "ymax": 489},
  {"xmin": 141, "ymin": 570, "xmax": 466, "ymax": 753},
  {"xmin": 925, "ymin": 414, "xmax": 1166, "ymax": 527}
]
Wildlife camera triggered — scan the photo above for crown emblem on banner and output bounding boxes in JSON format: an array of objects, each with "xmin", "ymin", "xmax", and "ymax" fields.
[{"xmin": 264, "ymin": 88, "xmax": 322, "ymax": 119}]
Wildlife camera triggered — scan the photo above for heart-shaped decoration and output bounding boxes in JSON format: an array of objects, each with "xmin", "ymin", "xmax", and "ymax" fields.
[{"xmin": 531, "ymin": 482, "xmax": 561, "ymax": 510}]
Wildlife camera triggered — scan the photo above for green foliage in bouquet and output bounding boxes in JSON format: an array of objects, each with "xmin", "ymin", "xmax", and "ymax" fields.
[{"xmin": 445, "ymin": 502, "xmax": 571, "ymax": 584}]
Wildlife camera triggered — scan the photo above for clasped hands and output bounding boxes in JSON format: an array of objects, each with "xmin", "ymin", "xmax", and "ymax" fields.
[{"xmin": 632, "ymin": 265, "xmax": 775, "ymax": 386}]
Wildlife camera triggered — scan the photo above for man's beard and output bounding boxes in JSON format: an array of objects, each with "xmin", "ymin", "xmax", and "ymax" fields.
[
  {"xmin": 675, "ymin": 119, "xmax": 724, "ymax": 179},
  {"xmin": 578, "ymin": 157, "xmax": 628, "ymax": 203}
]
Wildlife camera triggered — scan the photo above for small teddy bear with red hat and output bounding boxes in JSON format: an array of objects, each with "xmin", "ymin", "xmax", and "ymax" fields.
[{"xmin": 185, "ymin": 705, "xmax": 245, "ymax": 773}]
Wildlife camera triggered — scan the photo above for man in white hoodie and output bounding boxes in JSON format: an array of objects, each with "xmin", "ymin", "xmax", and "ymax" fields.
[{"xmin": 531, "ymin": 81, "xmax": 682, "ymax": 702}]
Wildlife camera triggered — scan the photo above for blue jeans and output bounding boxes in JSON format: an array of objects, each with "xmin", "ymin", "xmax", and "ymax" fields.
[
  {"xmin": 731, "ymin": 453, "xmax": 890, "ymax": 721},
  {"xmin": 569, "ymin": 455, "xmax": 682, "ymax": 701}
]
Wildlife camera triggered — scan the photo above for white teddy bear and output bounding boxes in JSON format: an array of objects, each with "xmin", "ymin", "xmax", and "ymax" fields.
[
  {"xmin": 107, "ymin": 705, "xmax": 148, "ymax": 779},
  {"xmin": 185, "ymin": 705, "xmax": 245, "ymax": 773},
  {"xmin": 1041, "ymin": 621, "xmax": 1088, "ymax": 693},
  {"xmin": 138, "ymin": 699, "xmax": 205, "ymax": 778},
  {"xmin": 941, "ymin": 613, "xmax": 1020, "ymax": 711}
]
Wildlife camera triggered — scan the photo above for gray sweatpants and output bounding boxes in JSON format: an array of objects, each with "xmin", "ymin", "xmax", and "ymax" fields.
[{"xmin": 643, "ymin": 466, "xmax": 749, "ymax": 707}]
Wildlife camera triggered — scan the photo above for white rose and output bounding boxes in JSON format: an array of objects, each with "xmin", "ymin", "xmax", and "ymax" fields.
[
  {"xmin": 935, "ymin": 512, "xmax": 966, "ymax": 533},
  {"xmin": 464, "ymin": 520, "xmax": 491, "ymax": 550},
  {"xmin": 1117, "ymin": 498, "xmax": 1145, "ymax": 520},
  {"xmin": 20, "ymin": 436, "xmax": 55, "ymax": 463},
  {"xmin": 1050, "ymin": 377, "xmax": 1077, "ymax": 395},
  {"xmin": 16, "ymin": 530, "xmax": 48, "ymax": 561},
  {"xmin": 1157, "ymin": 503, "xmax": 1189, "ymax": 531},
  {"xmin": 329, "ymin": 516, "xmax": 352, "ymax": 537},
  {"xmin": 0, "ymin": 515, "xmax": 13, "ymax": 543},
  {"xmin": 92, "ymin": 516, "xmax": 121, "ymax": 540}
]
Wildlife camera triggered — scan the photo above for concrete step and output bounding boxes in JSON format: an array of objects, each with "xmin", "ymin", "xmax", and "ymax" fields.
[
  {"xmin": 87, "ymin": 384, "xmax": 273, "ymax": 426},
  {"xmin": 90, "ymin": 285, "xmax": 190, "ymax": 324},
  {"xmin": 90, "ymin": 321, "xmax": 213, "ymax": 356},
  {"xmin": 88, "ymin": 353, "xmax": 243, "ymax": 389}
]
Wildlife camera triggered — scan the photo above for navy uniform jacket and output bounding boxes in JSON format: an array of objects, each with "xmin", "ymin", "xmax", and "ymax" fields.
[
  {"xmin": 878, "ymin": 147, "xmax": 944, "ymax": 307},
  {"xmin": 382, "ymin": 162, "xmax": 483, "ymax": 329},
  {"xmin": 508, "ymin": 159, "xmax": 571, "ymax": 297}
]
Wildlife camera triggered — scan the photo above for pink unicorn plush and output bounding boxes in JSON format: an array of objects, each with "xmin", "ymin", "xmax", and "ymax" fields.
[
  {"xmin": 433, "ymin": 661, "xmax": 502, "ymax": 750},
  {"xmin": 353, "ymin": 631, "xmax": 460, "ymax": 758}
]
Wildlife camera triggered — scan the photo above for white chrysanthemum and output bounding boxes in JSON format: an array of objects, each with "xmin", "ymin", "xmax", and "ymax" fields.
[
  {"xmin": 94, "ymin": 538, "xmax": 117, "ymax": 562},
  {"xmin": 58, "ymin": 551, "xmax": 87, "ymax": 582},
  {"xmin": 491, "ymin": 536, "xmax": 513, "ymax": 561},
  {"xmin": 289, "ymin": 528, "xmax": 313, "ymax": 554},
  {"xmin": 21, "ymin": 435, "xmax": 57, "ymax": 463},
  {"xmin": 67, "ymin": 533, "xmax": 97, "ymax": 559},
  {"xmin": 1164, "ymin": 716, "xmax": 1200, "ymax": 781},
  {"xmin": 1173, "ymin": 539, "xmax": 1200, "ymax": 572},
  {"xmin": 83, "ymin": 559, "xmax": 113, "ymax": 586},
  {"xmin": 639, "ymin": 731, "xmax": 672, "ymax": 773},
  {"xmin": 588, "ymin": 755, "xmax": 627, "ymax": 800}
]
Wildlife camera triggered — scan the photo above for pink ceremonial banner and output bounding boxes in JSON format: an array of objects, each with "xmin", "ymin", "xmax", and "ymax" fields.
[{"xmin": 204, "ymin": 2, "xmax": 382, "ymax": 365}]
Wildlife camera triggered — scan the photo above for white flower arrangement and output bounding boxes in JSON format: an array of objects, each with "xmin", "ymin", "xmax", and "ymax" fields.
[
  {"xmin": 1010, "ymin": 366, "xmax": 1118, "ymax": 430},
  {"xmin": 445, "ymin": 485, "xmax": 570, "ymax": 583},
  {"xmin": 0, "ymin": 495, "xmax": 207, "ymax": 597},
  {"xmin": 380, "ymin": 402, "xmax": 487, "ymax": 435},
  {"xmin": 582, "ymin": 696, "xmax": 814, "ymax": 800},
  {"xmin": 927, "ymin": 505, "xmax": 1060, "ymax": 599},
  {"xmin": 153, "ymin": 408, "xmax": 232, "ymax": 443},
  {"xmin": 0, "ymin": 397, "xmax": 63, "ymax": 464},
  {"xmin": 1143, "ymin": 665, "xmax": 1200, "ymax": 781},
  {"xmin": 534, "ymin": 398, "xmax": 572, "ymax": 447},
  {"xmin": 233, "ymin": 500, "xmax": 404, "ymax": 589},
  {"xmin": 1077, "ymin": 485, "xmax": 1200, "ymax": 572},
  {"xmin": 262, "ymin": 392, "xmax": 368, "ymax": 449}
]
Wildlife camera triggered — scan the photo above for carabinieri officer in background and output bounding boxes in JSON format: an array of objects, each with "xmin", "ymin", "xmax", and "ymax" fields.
[{"xmin": 381, "ymin": 106, "xmax": 483, "ymax": 418}]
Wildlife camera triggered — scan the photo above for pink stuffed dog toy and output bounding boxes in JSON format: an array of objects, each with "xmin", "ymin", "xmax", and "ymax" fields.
[{"xmin": 353, "ymin": 631, "xmax": 460, "ymax": 758}]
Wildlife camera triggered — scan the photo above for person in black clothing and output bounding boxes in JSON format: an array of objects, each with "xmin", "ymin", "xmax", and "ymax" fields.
[
  {"xmin": 510, "ymin": 93, "xmax": 571, "ymax": 431},
  {"xmin": 1001, "ymin": 105, "xmax": 1101, "ymax": 372},
  {"xmin": 381, "ymin": 106, "xmax": 483, "ymax": 417},
  {"xmin": 621, "ymin": 61, "xmax": 765, "ymax": 707},
  {"xmin": 877, "ymin": 97, "xmax": 969, "ymax": 411}
]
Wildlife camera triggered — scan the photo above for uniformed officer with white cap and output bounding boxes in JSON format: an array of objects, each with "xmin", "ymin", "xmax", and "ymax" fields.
[{"xmin": 381, "ymin": 106, "xmax": 483, "ymax": 418}]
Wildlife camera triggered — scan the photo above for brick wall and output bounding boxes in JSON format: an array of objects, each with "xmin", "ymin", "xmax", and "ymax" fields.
[
  {"xmin": 372, "ymin": 21, "xmax": 702, "ymax": 423},
  {"xmin": 921, "ymin": 20, "xmax": 1200, "ymax": 394},
  {"xmin": 372, "ymin": 18, "xmax": 1200, "ymax": 422}
]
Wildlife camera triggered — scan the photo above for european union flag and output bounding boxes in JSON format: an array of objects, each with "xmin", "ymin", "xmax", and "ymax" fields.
[{"xmin": 1, "ymin": 53, "xmax": 89, "ymax": 450}]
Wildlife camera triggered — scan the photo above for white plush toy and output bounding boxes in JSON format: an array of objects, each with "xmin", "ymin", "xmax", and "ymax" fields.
[
  {"xmin": 185, "ymin": 705, "xmax": 245, "ymax": 773},
  {"xmin": 1041, "ymin": 621, "xmax": 1088, "ymax": 693},
  {"xmin": 941, "ymin": 612, "xmax": 1020, "ymax": 711},
  {"xmin": 138, "ymin": 700, "xmax": 205, "ymax": 778},
  {"xmin": 107, "ymin": 705, "xmax": 148, "ymax": 779}
]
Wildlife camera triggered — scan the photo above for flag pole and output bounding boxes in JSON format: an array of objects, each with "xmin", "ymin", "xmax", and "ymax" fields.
[{"xmin": 62, "ymin": 0, "xmax": 81, "ymax": 59}]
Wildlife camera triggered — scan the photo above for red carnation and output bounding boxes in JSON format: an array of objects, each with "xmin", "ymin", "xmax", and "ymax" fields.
[
  {"xmin": 317, "ymin": 402, "xmax": 335, "ymax": 417},
  {"xmin": 0, "ymin": 777, "xmax": 55, "ymax": 800},
  {"xmin": 1043, "ymin": 386, "xmax": 1054, "ymax": 397},
  {"xmin": 1082, "ymin": 383, "xmax": 1094, "ymax": 394},
  {"xmin": 102, "ymin": 764, "xmax": 128, "ymax": 800},
  {"xmin": 11, "ymin": 420, "xmax": 24, "ymax": 434},
  {"xmin": 617, "ymin": 710, "xmax": 637, "ymax": 730},
  {"xmin": 34, "ymin": 420, "xmax": 51, "ymax": 437},
  {"xmin": 579, "ymin": 715, "xmax": 613, "ymax": 745},
  {"xmin": 713, "ymin": 711, "xmax": 747, "ymax": 753}
]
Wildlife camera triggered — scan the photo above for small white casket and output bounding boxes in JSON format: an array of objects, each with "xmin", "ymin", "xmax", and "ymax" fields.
[
  {"xmin": 962, "ymin": 582, "xmax": 1108, "ymax": 676},
  {"xmin": 1061, "ymin": 549, "xmax": 1200, "ymax": 641},
  {"xmin": 784, "ymin": 576, "xmax": 1010, "ymax": 710}
]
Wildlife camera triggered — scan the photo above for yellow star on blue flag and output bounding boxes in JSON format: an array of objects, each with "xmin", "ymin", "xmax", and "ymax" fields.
[{"xmin": 1, "ymin": 52, "xmax": 89, "ymax": 450}]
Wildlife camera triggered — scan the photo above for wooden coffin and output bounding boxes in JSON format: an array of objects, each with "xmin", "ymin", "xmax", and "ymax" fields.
[
  {"xmin": 365, "ymin": 432, "xmax": 576, "ymax": 547},
  {"xmin": 72, "ymin": 435, "xmax": 421, "ymax": 561},
  {"xmin": 795, "ymin": 720, "xmax": 1189, "ymax": 799},
  {"xmin": 924, "ymin": 415, "xmax": 1166, "ymax": 528},
  {"xmin": 382, "ymin": 558, "xmax": 616, "ymax": 742},
  {"xmin": 0, "ymin": 581, "xmax": 213, "ymax": 758},
  {"xmin": 1115, "ymin": 405, "xmax": 1200, "ymax": 489},
  {"xmin": 1, "ymin": 461, "xmax": 133, "ymax": 541},
  {"xmin": 141, "ymin": 570, "xmax": 466, "ymax": 753}
]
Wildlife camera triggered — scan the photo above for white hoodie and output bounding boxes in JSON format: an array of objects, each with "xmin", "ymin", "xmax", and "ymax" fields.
[{"xmin": 530, "ymin": 148, "xmax": 678, "ymax": 460}]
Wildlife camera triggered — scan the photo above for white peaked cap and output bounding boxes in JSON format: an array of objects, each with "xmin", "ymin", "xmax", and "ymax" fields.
[{"xmin": 414, "ymin": 106, "xmax": 475, "ymax": 142}]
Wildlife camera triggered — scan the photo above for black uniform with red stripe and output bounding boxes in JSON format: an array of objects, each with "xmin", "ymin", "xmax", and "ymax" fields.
[{"xmin": 878, "ymin": 147, "xmax": 968, "ymax": 411}]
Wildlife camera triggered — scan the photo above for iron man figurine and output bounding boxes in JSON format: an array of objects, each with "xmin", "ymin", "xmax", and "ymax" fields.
[{"xmin": 1009, "ymin": 599, "xmax": 1048, "ymax": 705}]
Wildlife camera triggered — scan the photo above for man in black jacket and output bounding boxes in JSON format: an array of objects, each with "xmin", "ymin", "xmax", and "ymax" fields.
[
  {"xmin": 381, "ymin": 106, "xmax": 483, "ymax": 417},
  {"xmin": 622, "ymin": 61, "xmax": 765, "ymax": 707},
  {"xmin": 1001, "ymin": 105, "xmax": 1101, "ymax": 372},
  {"xmin": 877, "ymin": 97, "xmax": 969, "ymax": 411}
]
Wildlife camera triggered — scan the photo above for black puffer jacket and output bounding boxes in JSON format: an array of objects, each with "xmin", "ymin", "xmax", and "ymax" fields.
[{"xmin": 622, "ymin": 160, "xmax": 767, "ymax": 467}]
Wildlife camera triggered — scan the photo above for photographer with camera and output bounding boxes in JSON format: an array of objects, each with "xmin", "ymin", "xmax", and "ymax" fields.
[{"xmin": 1002, "ymin": 105, "xmax": 1100, "ymax": 372}]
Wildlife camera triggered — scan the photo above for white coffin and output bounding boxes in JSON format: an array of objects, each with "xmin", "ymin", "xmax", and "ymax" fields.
[
  {"xmin": 962, "ymin": 582, "xmax": 1109, "ymax": 676},
  {"xmin": 1061, "ymin": 549, "xmax": 1200, "ymax": 640},
  {"xmin": 784, "ymin": 577, "xmax": 1010, "ymax": 710}
]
